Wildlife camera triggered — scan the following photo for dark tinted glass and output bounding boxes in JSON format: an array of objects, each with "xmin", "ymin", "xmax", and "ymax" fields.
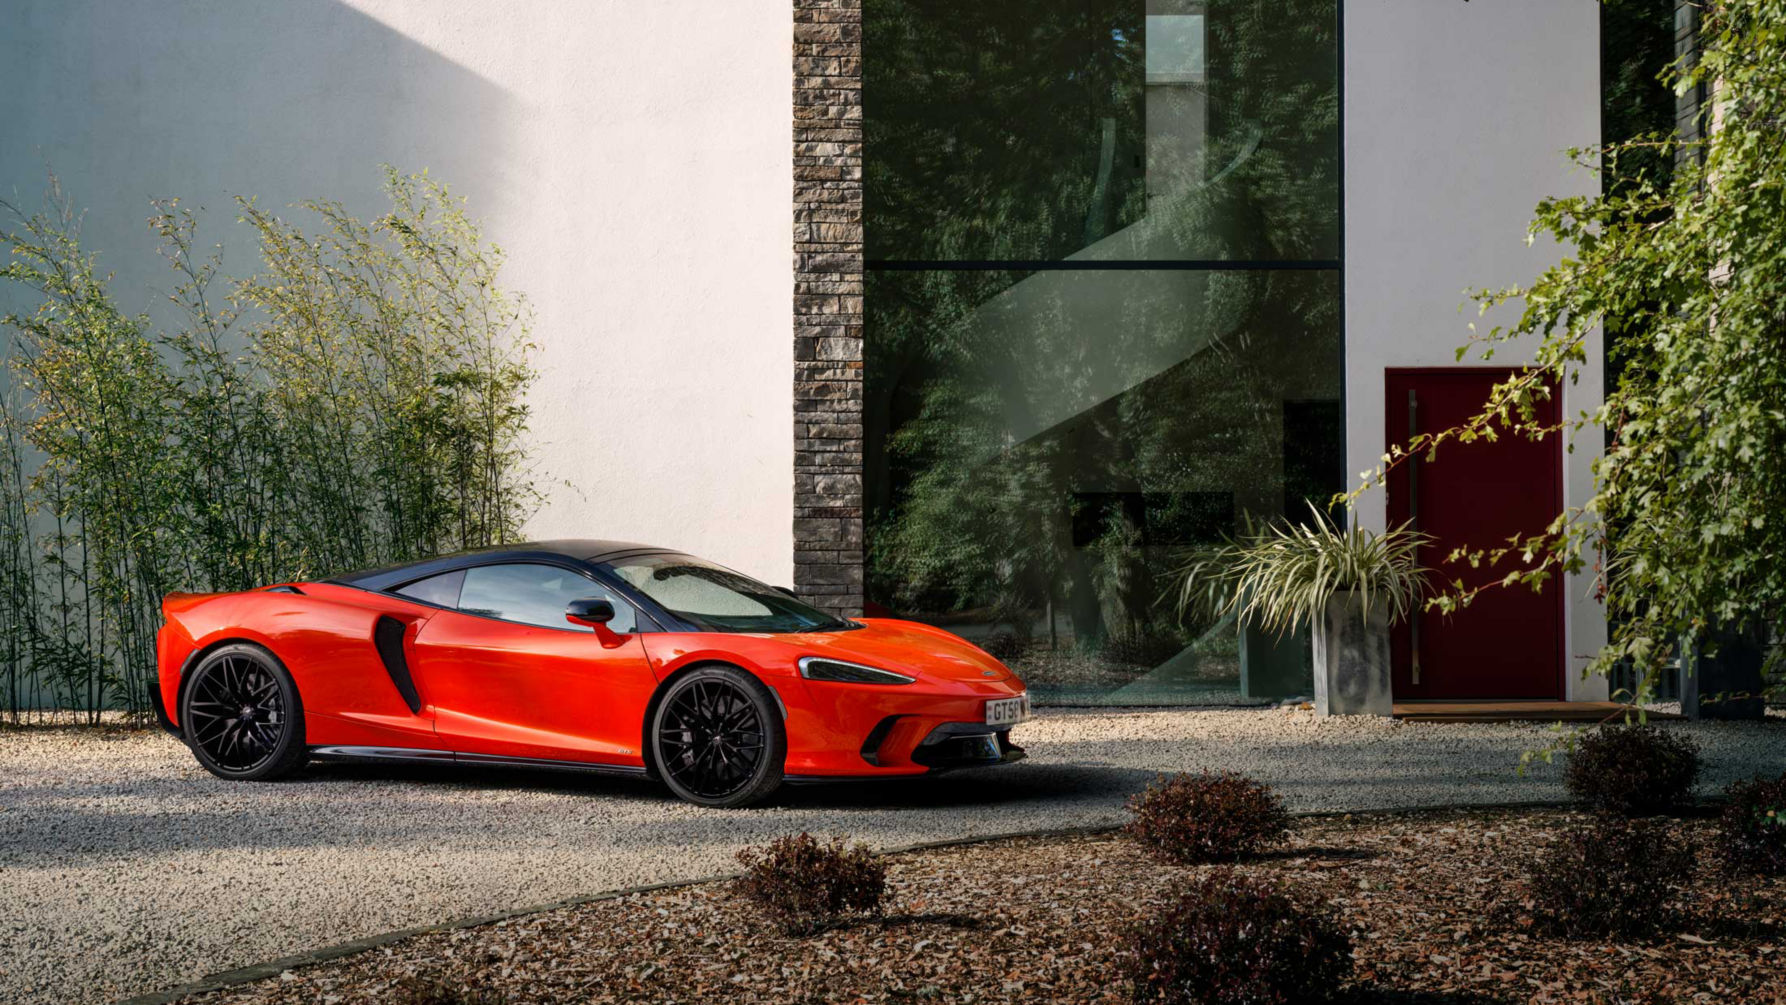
[
  {"xmin": 864, "ymin": 268, "xmax": 1340, "ymax": 701},
  {"xmin": 393, "ymin": 569, "xmax": 465, "ymax": 608},
  {"xmin": 864, "ymin": 0, "xmax": 1339, "ymax": 263},
  {"xmin": 865, "ymin": 0, "xmax": 1343, "ymax": 702},
  {"xmin": 457, "ymin": 563, "xmax": 636, "ymax": 633},
  {"xmin": 606, "ymin": 554, "xmax": 854, "ymax": 634}
]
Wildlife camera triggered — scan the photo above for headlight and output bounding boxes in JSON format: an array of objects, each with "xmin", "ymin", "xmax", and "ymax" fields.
[{"xmin": 798, "ymin": 656, "xmax": 915, "ymax": 685}]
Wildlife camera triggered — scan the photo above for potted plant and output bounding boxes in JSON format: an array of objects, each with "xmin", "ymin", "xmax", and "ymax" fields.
[{"xmin": 1175, "ymin": 505, "xmax": 1430, "ymax": 716}]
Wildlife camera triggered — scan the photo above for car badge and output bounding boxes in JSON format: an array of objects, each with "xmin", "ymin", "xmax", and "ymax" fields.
[{"xmin": 981, "ymin": 669, "xmax": 998, "ymax": 677}]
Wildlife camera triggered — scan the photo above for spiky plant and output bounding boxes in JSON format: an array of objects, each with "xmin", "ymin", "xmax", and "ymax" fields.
[{"xmin": 1174, "ymin": 504, "xmax": 1430, "ymax": 634}]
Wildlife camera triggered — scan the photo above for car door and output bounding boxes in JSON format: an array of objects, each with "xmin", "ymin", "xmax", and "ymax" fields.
[{"xmin": 404, "ymin": 561, "xmax": 659, "ymax": 766}]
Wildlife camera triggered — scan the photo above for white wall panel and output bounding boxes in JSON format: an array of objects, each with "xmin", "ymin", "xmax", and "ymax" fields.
[
  {"xmin": 1345, "ymin": 0, "xmax": 1607, "ymax": 697},
  {"xmin": 0, "ymin": 0, "xmax": 795, "ymax": 583}
]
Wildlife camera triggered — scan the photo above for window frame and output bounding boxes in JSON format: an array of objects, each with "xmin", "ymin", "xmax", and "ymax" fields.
[
  {"xmin": 390, "ymin": 568, "xmax": 466, "ymax": 609},
  {"xmin": 386, "ymin": 558, "xmax": 649, "ymax": 635}
]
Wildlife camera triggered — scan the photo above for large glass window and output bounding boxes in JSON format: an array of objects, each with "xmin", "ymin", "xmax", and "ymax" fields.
[
  {"xmin": 864, "ymin": 0, "xmax": 1339, "ymax": 265},
  {"xmin": 865, "ymin": 0, "xmax": 1342, "ymax": 704}
]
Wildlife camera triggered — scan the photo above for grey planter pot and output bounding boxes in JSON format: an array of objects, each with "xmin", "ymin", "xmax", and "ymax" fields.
[
  {"xmin": 1311, "ymin": 592, "xmax": 1393, "ymax": 717},
  {"xmin": 1679, "ymin": 626, "xmax": 1768, "ymax": 721}
]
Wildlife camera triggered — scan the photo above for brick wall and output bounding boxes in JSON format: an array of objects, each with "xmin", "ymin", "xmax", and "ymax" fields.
[{"xmin": 792, "ymin": 0, "xmax": 865, "ymax": 615}]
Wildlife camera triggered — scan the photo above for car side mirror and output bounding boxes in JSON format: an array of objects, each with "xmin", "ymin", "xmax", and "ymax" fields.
[{"xmin": 565, "ymin": 598, "xmax": 616, "ymax": 627}]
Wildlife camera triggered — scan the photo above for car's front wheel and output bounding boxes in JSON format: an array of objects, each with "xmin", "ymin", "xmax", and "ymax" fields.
[
  {"xmin": 650, "ymin": 665, "xmax": 785, "ymax": 808},
  {"xmin": 180, "ymin": 643, "xmax": 308, "ymax": 781}
]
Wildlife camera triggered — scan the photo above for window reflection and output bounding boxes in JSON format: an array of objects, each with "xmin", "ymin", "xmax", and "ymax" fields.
[
  {"xmin": 864, "ymin": 270, "xmax": 1340, "ymax": 702},
  {"xmin": 457, "ymin": 563, "xmax": 635, "ymax": 634},
  {"xmin": 864, "ymin": 0, "xmax": 1338, "ymax": 263},
  {"xmin": 864, "ymin": 0, "xmax": 1342, "ymax": 703}
]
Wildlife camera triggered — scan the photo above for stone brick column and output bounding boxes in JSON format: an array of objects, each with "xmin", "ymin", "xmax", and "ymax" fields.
[
  {"xmin": 792, "ymin": 0, "xmax": 865, "ymax": 615},
  {"xmin": 1674, "ymin": 1, "xmax": 1708, "ymax": 173}
]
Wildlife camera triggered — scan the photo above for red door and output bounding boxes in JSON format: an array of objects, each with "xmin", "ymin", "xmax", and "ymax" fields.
[{"xmin": 1386, "ymin": 368, "xmax": 1563, "ymax": 700}]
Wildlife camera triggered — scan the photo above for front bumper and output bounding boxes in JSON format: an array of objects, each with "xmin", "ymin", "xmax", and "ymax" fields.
[
  {"xmin": 907, "ymin": 722, "xmax": 1027, "ymax": 771},
  {"xmin": 779, "ymin": 679, "xmax": 1032, "ymax": 778}
]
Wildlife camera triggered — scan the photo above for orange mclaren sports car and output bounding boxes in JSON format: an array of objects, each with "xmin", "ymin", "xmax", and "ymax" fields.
[{"xmin": 152, "ymin": 541, "xmax": 1031, "ymax": 807}]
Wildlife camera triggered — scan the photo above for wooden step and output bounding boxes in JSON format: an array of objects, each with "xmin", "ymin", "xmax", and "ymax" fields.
[{"xmin": 1391, "ymin": 700, "xmax": 1682, "ymax": 724}]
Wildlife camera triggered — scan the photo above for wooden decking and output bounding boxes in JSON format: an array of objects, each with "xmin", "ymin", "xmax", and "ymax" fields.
[{"xmin": 1391, "ymin": 700, "xmax": 1682, "ymax": 723}]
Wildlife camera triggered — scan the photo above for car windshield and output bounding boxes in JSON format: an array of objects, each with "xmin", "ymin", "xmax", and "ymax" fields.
[{"xmin": 603, "ymin": 553, "xmax": 857, "ymax": 633}]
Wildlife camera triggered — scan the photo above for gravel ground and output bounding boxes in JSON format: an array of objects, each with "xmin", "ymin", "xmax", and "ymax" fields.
[{"xmin": 2, "ymin": 708, "xmax": 1783, "ymax": 1005}]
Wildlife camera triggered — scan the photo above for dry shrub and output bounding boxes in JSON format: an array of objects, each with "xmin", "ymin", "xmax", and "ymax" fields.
[
  {"xmin": 1563, "ymin": 724, "xmax": 1701, "ymax": 816},
  {"xmin": 1121, "ymin": 869, "xmax": 1351, "ymax": 1005},
  {"xmin": 390, "ymin": 974, "xmax": 509, "ymax": 1005},
  {"xmin": 1124, "ymin": 772, "xmax": 1290, "ymax": 864},
  {"xmin": 1523, "ymin": 816, "xmax": 1690, "ymax": 938},
  {"xmin": 1718, "ymin": 772, "xmax": 1786, "ymax": 875},
  {"xmin": 734, "ymin": 832, "xmax": 887, "ymax": 935}
]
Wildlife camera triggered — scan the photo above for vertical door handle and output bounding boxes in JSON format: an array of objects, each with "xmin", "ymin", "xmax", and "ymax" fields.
[{"xmin": 1407, "ymin": 388, "xmax": 1422, "ymax": 685}]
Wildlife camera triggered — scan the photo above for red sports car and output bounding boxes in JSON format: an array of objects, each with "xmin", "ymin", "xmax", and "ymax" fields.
[{"xmin": 152, "ymin": 541, "xmax": 1030, "ymax": 807}]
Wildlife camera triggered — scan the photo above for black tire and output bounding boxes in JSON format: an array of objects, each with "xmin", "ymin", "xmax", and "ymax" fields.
[
  {"xmin": 180, "ymin": 643, "xmax": 308, "ymax": 781},
  {"xmin": 650, "ymin": 665, "xmax": 785, "ymax": 808}
]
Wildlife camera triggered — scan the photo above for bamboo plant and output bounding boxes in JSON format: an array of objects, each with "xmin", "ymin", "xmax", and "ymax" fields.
[{"xmin": 0, "ymin": 168, "xmax": 539, "ymax": 721}]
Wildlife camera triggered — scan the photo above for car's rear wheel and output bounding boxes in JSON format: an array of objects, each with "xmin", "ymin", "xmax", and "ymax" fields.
[
  {"xmin": 651, "ymin": 666, "xmax": 785, "ymax": 808},
  {"xmin": 181, "ymin": 643, "xmax": 308, "ymax": 781}
]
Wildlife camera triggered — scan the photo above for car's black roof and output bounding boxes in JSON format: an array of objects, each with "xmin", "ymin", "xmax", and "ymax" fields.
[{"xmin": 327, "ymin": 539, "xmax": 669, "ymax": 591}]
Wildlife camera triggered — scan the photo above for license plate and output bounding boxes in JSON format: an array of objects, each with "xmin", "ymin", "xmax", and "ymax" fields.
[{"xmin": 984, "ymin": 694, "xmax": 1031, "ymax": 727}]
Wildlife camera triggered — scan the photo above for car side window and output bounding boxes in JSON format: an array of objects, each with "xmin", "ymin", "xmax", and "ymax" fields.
[
  {"xmin": 455, "ymin": 563, "xmax": 636, "ymax": 634},
  {"xmin": 392, "ymin": 569, "xmax": 465, "ymax": 608}
]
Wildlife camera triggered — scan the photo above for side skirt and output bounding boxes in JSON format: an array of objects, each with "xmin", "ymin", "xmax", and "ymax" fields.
[{"xmin": 308, "ymin": 745, "xmax": 650, "ymax": 779}]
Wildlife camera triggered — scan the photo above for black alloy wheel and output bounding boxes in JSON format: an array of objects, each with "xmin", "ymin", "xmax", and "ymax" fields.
[
  {"xmin": 181, "ymin": 643, "xmax": 308, "ymax": 781},
  {"xmin": 650, "ymin": 665, "xmax": 785, "ymax": 808}
]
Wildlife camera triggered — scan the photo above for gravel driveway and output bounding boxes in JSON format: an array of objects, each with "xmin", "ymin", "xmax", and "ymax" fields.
[{"xmin": 3, "ymin": 708, "xmax": 1783, "ymax": 1004}]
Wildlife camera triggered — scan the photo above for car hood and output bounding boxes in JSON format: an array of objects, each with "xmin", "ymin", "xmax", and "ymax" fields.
[{"xmin": 789, "ymin": 618, "xmax": 1018, "ymax": 684}]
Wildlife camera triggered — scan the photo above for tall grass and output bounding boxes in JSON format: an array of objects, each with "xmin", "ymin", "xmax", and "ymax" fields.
[
  {"xmin": 1174, "ymin": 504, "xmax": 1431, "ymax": 635},
  {"xmin": 0, "ymin": 168, "xmax": 538, "ymax": 721}
]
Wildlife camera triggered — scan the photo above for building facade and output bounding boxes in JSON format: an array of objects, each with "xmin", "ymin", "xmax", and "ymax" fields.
[
  {"xmin": 795, "ymin": 0, "xmax": 1611, "ymax": 705},
  {"xmin": 2, "ymin": 0, "xmax": 1628, "ymax": 706}
]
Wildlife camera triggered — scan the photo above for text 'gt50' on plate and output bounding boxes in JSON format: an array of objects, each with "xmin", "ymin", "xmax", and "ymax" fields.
[{"xmin": 152, "ymin": 540, "xmax": 1031, "ymax": 807}]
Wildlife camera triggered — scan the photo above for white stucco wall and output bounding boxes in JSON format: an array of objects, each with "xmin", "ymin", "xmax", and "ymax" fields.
[
  {"xmin": 1345, "ymin": 0, "xmax": 1608, "ymax": 698},
  {"xmin": 0, "ymin": 0, "xmax": 795, "ymax": 584}
]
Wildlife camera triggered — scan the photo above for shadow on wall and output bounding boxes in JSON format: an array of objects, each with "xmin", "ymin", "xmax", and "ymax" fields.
[
  {"xmin": 0, "ymin": 0, "xmax": 516, "ymax": 318},
  {"xmin": 0, "ymin": 0, "xmax": 518, "ymax": 711}
]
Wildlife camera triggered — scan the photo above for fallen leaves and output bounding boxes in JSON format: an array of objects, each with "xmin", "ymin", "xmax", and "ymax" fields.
[{"xmin": 182, "ymin": 808, "xmax": 1786, "ymax": 1005}]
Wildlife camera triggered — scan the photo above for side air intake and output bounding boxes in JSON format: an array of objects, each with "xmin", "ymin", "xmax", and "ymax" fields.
[{"xmin": 373, "ymin": 615, "xmax": 422, "ymax": 714}]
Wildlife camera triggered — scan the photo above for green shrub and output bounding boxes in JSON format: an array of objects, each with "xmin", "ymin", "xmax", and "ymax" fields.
[
  {"xmin": 1523, "ymin": 816, "xmax": 1690, "ymax": 938},
  {"xmin": 1121, "ymin": 869, "xmax": 1351, "ymax": 1005},
  {"xmin": 1718, "ymin": 772, "xmax": 1786, "ymax": 875},
  {"xmin": 734, "ymin": 832, "xmax": 887, "ymax": 935},
  {"xmin": 1125, "ymin": 772, "xmax": 1290, "ymax": 864},
  {"xmin": 1564, "ymin": 724, "xmax": 1701, "ymax": 815}
]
